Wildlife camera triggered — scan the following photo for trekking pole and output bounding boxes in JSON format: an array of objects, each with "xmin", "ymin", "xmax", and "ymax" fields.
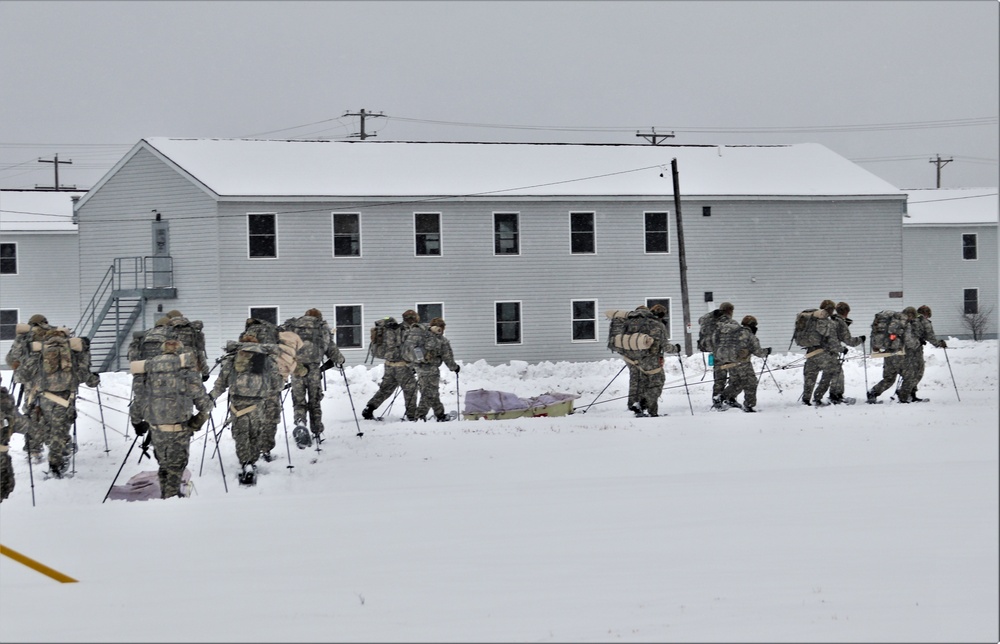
[
  {"xmin": 676, "ymin": 352, "xmax": 694, "ymax": 416},
  {"xmin": 94, "ymin": 384, "xmax": 110, "ymax": 453},
  {"xmin": 340, "ymin": 366, "xmax": 363, "ymax": 438},
  {"xmin": 102, "ymin": 434, "xmax": 140, "ymax": 503},
  {"xmin": 456, "ymin": 370, "xmax": 462, "ymax": 419},
  {"xmin": 861, "ymin": 347, "xmax": 869, "ymax": 393},
  {"xmin": 71, "ymin": 418, "xmax": 77, "ymax": 476},
  {"xmin": 377, "ymin": 388, "xmax": 400, "ymax": 421},
  {"xmin": 578, "ymin": 364, "xmax": 627, "ymax": 414},
  {"xmin": 759, "ymin": 354, "xmax": 782, "ymax": 393},
  {"xmin": 279, "ymin": 388, "xmax": 293, "ymax": 471},
  {"xmin": 208, "ymin": 415, "xmax": 229, "ymax": 493},
  {"xmin": 199, "ymin": 392, "xmax": 224, "ymax": 476},
  {"xmin": 25, "ymin": 433, "xmax": 36, "ymax": 507},
  {"xmin": 943, "ymin": 346, "xmax": 960, "ymax": 402}
]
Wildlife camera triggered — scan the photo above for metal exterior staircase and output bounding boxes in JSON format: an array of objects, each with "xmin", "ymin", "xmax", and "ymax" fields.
[{"xmin": 75, "ymin": 256, "xmax": 176, "ymax": 372}]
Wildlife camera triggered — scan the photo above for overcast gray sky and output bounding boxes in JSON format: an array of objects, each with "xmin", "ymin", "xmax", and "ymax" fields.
[{"xmin": 1, "ymin": 0, "xmax": 997, "ymax": 192}]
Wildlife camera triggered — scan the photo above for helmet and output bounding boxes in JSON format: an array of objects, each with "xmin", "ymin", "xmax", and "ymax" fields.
[
  {"xmin": 917, "ymin": 305, "xmax": 932, "ymax": 318},
  {"xmin": 28, "ymin": 314, "xmax": 48, "ymax": 325},
  {"xmin": 902, "ymin": 306, "xmax": 917, "ymax": 318},
  {"xmin": 304, "ymin": 308, "xmax": 323, "ymax": 319},
  {"xmin": 430, "ymin": 317, "xmax": 446, "ymax": 329},
  {"xmin": 719, "ymin": 302, "xmax": 734, "ymax": 315},
  {"xmin": 741, "ymin": 315, "xmax": 757, "ymax": 327},
  {"xmin": 835, "ymin": 302, "xmax": 850, "ymax": 316},
  {"xmin": 650, "ymin": 304, "xmax": 667, "ymax": 318},
  {"xmin": 165, "ymin": 310, "xmax": 183, "ymax": 319},
  {"xmin": 156, "ymin": 316, "xmax": 172, "ymax": 327},
  {"xmin": 403, "ymin": 309, "xmax": 419, "ymax": 323},
  {"xmin": 819, "ymin": 299, "xmax": 836, "ymax": 313}
]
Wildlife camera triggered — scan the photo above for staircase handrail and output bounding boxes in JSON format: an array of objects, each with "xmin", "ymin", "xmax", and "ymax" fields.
[{"xmin": 75, "ymin": 263, "xmax": 116, "ymax": 337}]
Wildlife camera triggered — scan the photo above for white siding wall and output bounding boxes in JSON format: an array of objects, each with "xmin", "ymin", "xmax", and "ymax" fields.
[
  {"xmin": 903, "ymin": 224, "xmax": 999, "ymax": 339},
  {"xmin": 0, "ymin": 232, "xmax": 79, "ymax": 359}
]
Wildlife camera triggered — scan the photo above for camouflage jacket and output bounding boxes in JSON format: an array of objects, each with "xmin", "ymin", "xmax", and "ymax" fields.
[
  {"xmin": 907, "ymin": 315, "xmax": 944, "ymax": 350},
  {"xmin": 824, "ymin": 314, "xmax": 865, "ymax": 354}
]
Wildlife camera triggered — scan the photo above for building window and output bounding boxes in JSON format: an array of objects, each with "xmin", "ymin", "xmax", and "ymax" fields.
[
  {"xmin": 1, "ymin": 242, "xmax": 18, "ymax": 274},
  {"xmin": 644, "ymin": 212, "xmax": 669, "ymax": 253},
  {"xmin": 570, "ymin": 212, "xmax": 595, "ymax": 254},
  {"xmin": 333, "ymin": 213, "xmax": 361, "ymax": 257},
  {"xmin": 417, "ymin": 303, "xmax": 443, "ymax": 323},
  {"xmin": 646, "ymin": 297, "xmax": 672, "ymax": 337},
  {"xmin": 702, "ymin": 206, "xmax": 712, "ymax": 217},
  {"xmin": 964, "ymin": 288, "xmax": 979, "ymax": 315},
  {"xmin": 248, "ymin": 306, "xmax": 279, "ymax": 326},
  {"xmin": 962, "ymin": 233, "xmax": 978, "ymax": 260},
  {"xmin": 415, "ymin": 213, "xmax": 441, "ymax": 256},
  {"xmin": 0, "ymin": 309, "xmax": 18, "ymax": 341},
  {"xmin": 247, "ymin": 214, "xmax": 277, "ymax": 258},
  {"xmin": 571, "ymin": 300, "xmax": 597, "ymax": 341},
  {"xmin": 494, "ymin": 213, "xmax": 519, "ymax": 255},
  {"xmin": 495, "ymin": 301, "xmax": 521, "ymax": 344},
  {"xmin": 335, "ymin": 305, "xmax": 363, "ymax": 348}
]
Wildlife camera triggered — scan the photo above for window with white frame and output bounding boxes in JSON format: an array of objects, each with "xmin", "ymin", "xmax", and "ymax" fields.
[
  {"xmin": 333, "ymin": 213, "xmax": 361, "ymax": 257},
  {"xmin": 964, "ymin": 288, "xmax": 979, "ymax": 315},
  {"xmin": 415, "ymin": 212, "xmax": 441, "ymax": 256},
  {"xmin": 962, "ymin": 233, "xmax": 978, "ymax": 260},
  {"xmin": 1, "ymin": 242, "xmax": 18, "ymax": 274},
  {"xmin": 0, "ymin": 309, "xmax": 18, "ymax": 341},
  {"xmin": 417, "ymin": 303, "xmax": 443, "ymax": 324},
  {"xmin": 247, "ymin": 214, "xmax": 277, "ymax": 258},
  {"xmin": 571, "ymin": 300, "xmax": 597, "ymax": 341},
  {"xmin": 248, "ymin": 306, "xmax": 279, "ymax": 326},
  {"xmin": 494, "ymin": 213, "xmax": 519, "ymax": 255},
  {"xmin": 646, "ymin": 297, "xmax": 672, "ymax": 337},
  {"xmin": 570, "ymin": 212, "xmax": 595, "ymax": 254},
  {"xmin": 335, "ymin": 305, "xmax": 363, "ymax": 348},
  {"xmin": 644, "ymin": 212, "xmax": 669, "ymax": 253},
  {"xmin": 495, "ymin": 301, "xmax": 521, "ymax": 344}
]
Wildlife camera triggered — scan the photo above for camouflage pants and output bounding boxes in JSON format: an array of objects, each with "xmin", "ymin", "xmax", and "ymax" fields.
[
  {"xmin": 721, "ymin": 362, "xmax": 759, "ymax": 407},
  {"xmin": 0, "ymin": 450, "xmax": 13, "ymax": 501},
  {"xmin": 228, "ymin": 395, "xmax": 267, "ymax": 466},
  {"xmin": 629, "ymin": 356, "xmax": 665, "ymax": 415},
  {"xmin": 897, "ymin": 349, "xmax": 926, "ymax": 400},
  {"xmin": 30, "ymin": 394, "xmax": 76, "ymax": 473},
  {"xmin": 414, "ymin": 366, "xmax": 446, "ymax": 419},
  {"xmin": 626, "ymin": 363, "xmax": 641, "ymax": 409},
  {"xmin": 366, "ymin": 364, "xmax": 418, "ymax": 418},
  {"xmin": 150, "ymin": 426, "xmax": 194, "ymax": 498},
  {"xmin": 869, "ymin": 355, "xmax": 905, "ymax": 398},
  {"xmin": 711, "ymin": 360, "xmax": 729, "ymax": 400},
  {"xmin": 258, "ymin": 392, "xmax": 283, "ymax": 455},
  {"xmin": 802, "ymin": 351, "xmax": 839, "ymax": 402},
  {"xmin": 129, "ymin": 375, "xmax": 148, "ymax": 425},
  {"xmin": 291, "ymin": 366, "xmax": 325, "ymax": 434}
]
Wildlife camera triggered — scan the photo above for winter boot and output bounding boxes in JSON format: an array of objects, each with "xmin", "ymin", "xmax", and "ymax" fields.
[
  {"xmin": 238, "ymin": 464, "xmax": 257, "ymax": 486},
  {"xmin": 866, "ymin": 390, "xmax": 879, "ymax": 404},
  {"xmin": 723, "ymin": 397, "xmax": 741, "ymax": 409},
  {"xmin": 260, "ymin": 450, "xmax": 276, "ymax": 463},
  {"xmin": 435, "ymin": 414, "xmax": 451, "ymax": 422},
  {"xmin": 742, "ymin": 404, "xmax": 756, "ymax": 413},
  {"xmin": 292, "ymin": 425, "xmax": 312, "ymax": 449},
  {"xmin": 361, "ymin": 406, "xmax": 375, "ymax": 420}
]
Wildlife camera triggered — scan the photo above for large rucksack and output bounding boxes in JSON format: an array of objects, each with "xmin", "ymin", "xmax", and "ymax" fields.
[
  {"xmin": 402, "ymin": 324, "xmax": 442, "ymax": 365},
  {"xmin": 31, "ymin": 328, "xmax": 82, "ymax": 393},
  {"xmin": 133, "ymin": 353, "xmax": 192, "ymax": 425},
  {"xmin": 169, "ymin": 317, "xmax": 207, "ymax": 370},
  {"xmin": 244, "ymin": 318, "xmax": 279, "ymax": 344},
  {"xmin": 369, "ymin": 317, "xmax": 400, "ymax": 361},
  {"xmin": 136, "ymin": 325, "xmax": 175, "ymax": 360},
  {"xmin": 616, "ymin": 312, "xmax": 657, "ymax": 356},
  {"xmin": 605, "ymin": 310, "xmax": 630, "ymax": 354},
  {"xmin": 284, "ymin": 315, "xmax": 328, "ymax": 365},
  {"xmin": 792, "ymin": 309, "xmax": 828, "ymax": 349},
  {"xmin": 870, "ymin": 310, "xmax": 907, "ymax": 353},
  {"xmin": 697, "ymin": 310, "xmax": 723, "ymax": 353},
  {"xmin": 712, "ymin": 320, "xmax": 745, "ymax": 363}
]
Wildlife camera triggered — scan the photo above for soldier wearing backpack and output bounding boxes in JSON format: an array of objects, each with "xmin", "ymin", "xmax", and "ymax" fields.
[
  {"xmin": 1, "ymin": 373, "xmax": 40, "ymax": 502},
  {"xmin": 362, "ymin": 309, "xmax": 421, "ymax": 422},
  {"xmin": 410, "ymin": 317, "xmax": 460, "ymax": 422},
  {"xmin": 866, "ymin": 308, "xmax": 910, "ymax": 405},
  {"xmin": 4, "ymin": 313, "xmax": 52, "ymax": 462},
  {"xmin": 826, "ymin": 302, "xmax": 866, "ymax": 405},
  {"xmin": 717, "ymin": 315, "xmax": 772, "ymax": 412},
  {"xmin": 130, "ymin": 339, "xmax": 213, "ymax": 498},
  {"xmin": 238, "ymin": 318, "xmax": 301, "ymax": 460},
  {"xmin": 799, "ymin": 299, "xmax": 864, "ymax": 406},
  {"xmin": 21, "ymin": 326, "xmax": 99, "ymax": 478},
  {"xmin": 127, "ymin": 316, "xmax": 176, "ymax": 435},
  {"xmin": 621, "ymin": 305, "xmax": 677, "ymax": 417},
  {"xmin": 697, "ymin": 302, "xmax": 735, "ymax": 410},
  {"xmin": 281, "ymin": 309, "xmax": 345, "ymax": 440},
  {"xmin": 896, "ymin": 305, "xmax": 946, "ymax": 403}
]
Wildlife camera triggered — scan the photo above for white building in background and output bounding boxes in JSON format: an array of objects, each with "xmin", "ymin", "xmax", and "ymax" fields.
[
  {"xmin": 0, "ymin": 189, "xmax": 84, "ymax": 358},
  {"xmin": 902, "ymin": 188, "xmax": 998, "ymax": 339}
]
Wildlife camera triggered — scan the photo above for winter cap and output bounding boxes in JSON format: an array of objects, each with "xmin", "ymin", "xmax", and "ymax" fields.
[
  {"xmin": 835, "ymin": 302, "xmax": 850, "ymax": 316},
  {"xmin": 819, "ymin": 299, "xmax": 836, "ymax": 313},
  {"xmin": 28, "ymin": 314, "xmax": 48, "ymax": 325},
  {"xmin": 304, "ymin": 308, "xmax": 323, "ymax": 319},
  {"xmin": 165, "ymin": 310, "xmax": 183, "ymax": 319},
  {"xmin": 917, "ymin": 305, "xmax": 932, "ymax": 318},
  {"xmin": 902, "ymin": 306, "xmax": 917, "ymax": 318},
  {"xmin": 650, "ymin": 304, "xmax": 667, "ymax": 318},
  {"xmin": 403, "ymin": 310, "xmax": 419, "ymax": 323},
  {"xmin": 719, "ymin": 302, "xmax": 734, "ymax": 315}
]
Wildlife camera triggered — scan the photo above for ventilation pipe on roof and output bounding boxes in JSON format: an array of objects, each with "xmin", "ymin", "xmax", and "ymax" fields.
[{"xmin": 70, "ymin": 195, "xmax": 80, "ymax": 224}]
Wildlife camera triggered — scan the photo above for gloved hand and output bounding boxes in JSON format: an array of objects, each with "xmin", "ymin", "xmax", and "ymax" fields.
[
  {"xmin": 841, "ymin": 347, "xmax": 849, "ymax": 354},
  {"xmin": 674, "ymin": 343, "xmax": 681, "ymax": 353},
  {"xmin": 132, "ymin": 421, "xmax": 150, "ymax": 437},
  {"xmin": 859, "ymin": 335, "xmax": 866, "ymax": 343},
  {"xmin": 86, "ymin": 373, "xmax": 101, "ymax": 388},
  {"xmin": 453, "ymin": 365, "xmax": 461, "ymax": 373},
  {"xmin": 202, "ymin": 373, "xmax": 210, "ymax": 382},
  {"xmin": 938, "ymin": 340, "xmax": 947, "ymax": 348},
  {"xmin": 765, "ymin": 347, "xmax": 772, "ymax": 355},
  {"xmin": 336, "ymin": 358, "xmax": 345, "ymax": 368},
  {"xmin": 187, "ymin": 411, "xmax": 210, "ymax": 432}
]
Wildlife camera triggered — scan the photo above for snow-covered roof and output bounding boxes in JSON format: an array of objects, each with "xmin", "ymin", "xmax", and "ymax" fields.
[
  {"xmin": 0, "ymin": 189, "xmax": 83, "ymax": 233},
  {"xmin": 85, "ymin": 138, "xmax": 904, "ymax": 203},
  {"xmin": 903, "ymin": 188, "xmax": 998, "ymax": 226}
]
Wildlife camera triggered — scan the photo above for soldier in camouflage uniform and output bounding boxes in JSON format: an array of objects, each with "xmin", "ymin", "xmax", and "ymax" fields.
[
  {"xmin": 802, "ymin": 300, "xmax": 863, "ymax": 406},
  {"xmin": 866, "ymin": 314, "xmax": 908, "ymax": 405},
  {"xmin": 698, "ymin": 302, "xmax": 735, "ymax": 410},
  {"xmin": 239, "ymin": 318, "xmax": 301, "ymax": 461},
  {"xmin": 621, "ymin": 305, "xmax": 678, "ymax": 417},
  {"xmin": 718, "ymin": 315, "xmax": 772, "ymax": 412},
  {"xmin": 282, "ymin": 309, "xmax": 345, "ymax": 438},
  {"xmin": 897, "ymin": 305, "xmax": 946, "ymax": 403},
  {"xmin": 362, "ymin": 309, "xmax": 421, "ymax": 422},
  {"xmin": 130, "ymin": 339, "xmax": 213, "ymax": 498},
  {"xmin": 127, "ymin": 316, "xmax": 175, "ymax": 434},
  {"xmin": 826, "ymin": 302, "xmax": 866, "ymax": 404},
  {"xmin": 21, "ymin": 326, "xmax": 99, "ymax": 477},
  {"xmin": 1, "ymin": 373, "xmax": 39, "ymax": 502},
  {"xmin": 411, "ymin": 317, "xmax": 461, "ymax": 422},
  {"xmin": 4, "ymin": 314, "xmax": 52, "ymax": 461}
]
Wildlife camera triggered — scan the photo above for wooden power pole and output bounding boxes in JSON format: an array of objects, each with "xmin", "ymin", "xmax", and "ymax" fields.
[
  {"xmin": 670, "ymin": 158, "xmax": 693, "ymax": 356},
  {"xmin": 929, "ymin": 154, "xmax": 953, "ymax": 188},
  {"xmin": 343, "ymin": 109, "xmax": 386, "ymax": 140},
  {"xmin": 37, "ymin": 154, "xmax": 75, "ymax": 191}
]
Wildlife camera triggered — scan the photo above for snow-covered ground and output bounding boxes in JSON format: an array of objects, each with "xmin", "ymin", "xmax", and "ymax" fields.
[{"xmin": 1, "ymin": 339, "xmax": 997, "ymax": 643}]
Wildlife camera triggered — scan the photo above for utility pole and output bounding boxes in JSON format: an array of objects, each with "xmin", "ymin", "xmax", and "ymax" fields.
[
  {"xmin": 929, "ymin": 154, "xmax": 953, "ymax": 188},
  {"xmin": 636, "ymin": 127, "xmax": 675, "ymax": 145},
  {"xmin": 37, "ymin": 154, "xmax": 75, "ymax": 191},
  {"xmin": 343, "ymin": 108, "xmax": 386, "ymax": 140},
  {"xmin": 670, "ymin": 158, "xmax": 693, "ymax": 356}
]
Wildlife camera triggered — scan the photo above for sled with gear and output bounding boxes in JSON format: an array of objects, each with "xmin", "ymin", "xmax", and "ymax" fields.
[
  {"xmin": 106, "ymin": 469, "xmax": 194, "ymax": 501},
  {"xmin": 461, "ymin": 389, "xmax": 579, "ymax": 421}
]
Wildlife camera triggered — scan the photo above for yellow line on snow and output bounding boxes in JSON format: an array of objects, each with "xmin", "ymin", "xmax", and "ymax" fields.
[{"xmin": 0, "ymin": 544, "xmax": 78, "ymax": 583}]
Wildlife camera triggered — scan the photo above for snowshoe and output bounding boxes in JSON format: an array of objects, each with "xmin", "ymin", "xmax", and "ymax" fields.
[
  {"xmin": 260, "ymin": 451, "xmax": 276, "ymax": 463},
  {"xmin": 435, "ymin": 414, "xmax": 452, "ymax": 422},
  {"xmin": 292, "ymin": 425, "xmax": 312, "ymax": 449},
  {"xmin": 237, "ymin": 464, "xmax": 257, "ymax": 486},
  {"xmin": 445, "ymin": 410, "xmax": 460, "ymax": 421},
  {"xmin": 361, "ymin": 407, "xmax": 375, "ymax": 420},
  {"xmin": 742, "ymin": 404, "xmax": 757, "ymax": 413},
  {"xmin": 830, "ymin": 396, "xmax": 856, "ymax": 405}
]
